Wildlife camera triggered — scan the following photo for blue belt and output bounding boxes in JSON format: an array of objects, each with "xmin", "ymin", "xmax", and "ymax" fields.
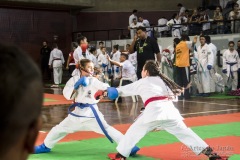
[
  {"xmin": 226, "ymin": 62, "xmax": 237, "ymax": 79},
  {"xmin": 68, "ymin": 103, "xmax": 113, "ymax": 143}
]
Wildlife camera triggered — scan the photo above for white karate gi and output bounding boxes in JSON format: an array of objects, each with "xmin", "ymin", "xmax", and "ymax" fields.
[
  {"xmin": 48, "ymin": 48, "xmax": 65, "ymax": 85},
  {"xmin": 97, "ymin": 53, "xmax": 110, "ymax": 82},
  {"xmin": 111, "ymin": 51, "xmax": 121, "ymax": 79},
  {"xmin": 44, "ymin": 76, "xmax": 123, "ymax": 148},
  {"xmin": 167, "ymin": 18, "xmax": 182, "ymax": 38},
  {"xmin": 73, "ymin": 46, "xmax": 92, "ymax": 64},
  {"xmin": 208, "ymin": 43, "xmax": 217, "ymax": 92},
  {"xmin": 222, "ymin": 49, "xmax": 240, "ymax": 90},
  {"xmin": 116, "ymin": 76, "xmax": 208, "ymax": 157},
  {"xmin": 196, "ymin": 44, "xmax": 214, "ymax": 93},
  {"xmin": 128, "ymin": 52, "xmax": 137, "ymax": 72}
]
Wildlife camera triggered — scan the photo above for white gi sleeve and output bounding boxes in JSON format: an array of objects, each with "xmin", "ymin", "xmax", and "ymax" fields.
[
  {"xmin": 116, "ymin": 80, "xmax": 141, "ymax": 97},
  {"xmin": 63, "ymin": 76, "xmax": 78, "ymax": 100},
  {"xmin": 92, "ymin": 78, "xmax": 110, "ymax": 91}
]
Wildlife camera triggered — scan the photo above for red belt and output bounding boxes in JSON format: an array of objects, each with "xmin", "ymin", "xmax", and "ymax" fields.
[{"xmin": 144, "ymin": 96, "xmax": 168, "ymax": 107}]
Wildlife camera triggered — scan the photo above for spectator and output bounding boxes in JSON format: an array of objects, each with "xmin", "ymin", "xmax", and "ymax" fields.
[
  {"xmin": 199, "ymin": 8, "xmax": 211, "ymax": 35},
  {"xmin": 213, "ymin": 6, "xmax": 224, "ymax": 34},
  {"xmin": 177, "ymin": 3, "xmax": 186, "ymax": 18},
  {"xmin": 66, "ymin": 42, "xmax": 78, "ymax": 76},
  {"xmin": 225, "ymin": 0, "xmax": 238, "ymax": 9},
  {"xmin": 107, "ymin": 53, "xmax": 137, "ymax": 91},
  {"xmin": 129, "ymin": 26, "xmax": 161, "ymax": 79},
  {"xmin": 40, "ymin": 41, "xmax": 51, "ymax": 80},
  {"xmin": 228, "ymin": 3, "xmax": 240, "ymax": 33},
  {"xmin": 138, "ymin": 16, "xmax": 151, "ymax": 37},
  {"xmin": 129, "ymin": 9, "xmax": 138, "ymax": 26},
  {"xmin": 97, "ymin": 41, "xmax": 104, "ymax": 56},
  {"xmin": 0, "ymin": 43, "xmax": 43, "ymax": 160},
  {"xmin": 181, "ymin": 10, "xmax": 190, "ymax": 35},
  {"xmin": 167, "ymin": 13, "xmax": 182, "ymax": 38},
  {"xmin": 129, "ymin": 18, "xmax": 142, "ymax": 39},
  {"xmin": 89, "ymin": 46, "xmax": 99, "ymax": 68},
  {"xmin": 48, "ymin": 43, "xmax": 65, "ymax": 87},
  {"xmin": 110, "ymin": 44, "xmax": 121, "ymax": 79},
  {"xmin": 189, "ymin": 9, "xmax": 201, "ymax": 35},
  {"xmin": 157, "ymin": 17, "xmax": 169, "ymax": 37}
]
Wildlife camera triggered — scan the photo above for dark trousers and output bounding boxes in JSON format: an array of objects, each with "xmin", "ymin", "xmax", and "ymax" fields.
[
  {"xmin": 41, "ymin": 63, "xmax": 51, "ymax": 80},
  {"xmin": 174, "ymin": 66, "xmax": 190, "ymax": 99}
]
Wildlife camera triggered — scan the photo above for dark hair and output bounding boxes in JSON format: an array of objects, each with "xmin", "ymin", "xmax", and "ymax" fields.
[
  {"xmin": 72, "ymin": 42, "xmax": 78, "ymax": 49},
  {"xmin": 144, "ymin": 60, "xmax": 183, "ymax": 95},
  {"xmin": 136, "ymin": 26, "xmax": 146, "ymax": 32},
  {"xmin": 0, "ymin": 43, "xmax": 43, "ymax": 155},
  {"xmin": 52, "ymin": 43, "xmax": 58, "ymax": 48},
  {"xmin": 172, "ymin": 13, "xmax": 178, "ymax": 19},
  {"xmin": 215, "ymin": 6, "xmax": 222, "ymax": 12},
  {"xmin": 77, "ymin": 36, "xmax": 86, "ymax": 45},
  {"xmin": 99, "ymin": 41, "xmax": 104, "ymax": 45},
  {"xmin": 228, "ymin": 41, "xmax": 235, "ymax": 46},
  {"xmin": 89, "ymin": 46, "xmax": 96, "ymax": 53},
  {"xmin": 205, "ymin": 35, "xmax": 211, "ymax": 44},
  {"xmin": 200, "ymin": 35, "xmax": 205, "ymax": 39},
  {"xmin": 120, "ymin": 53, "xmax": 128, "ymax": 59},
  {"xmin": 180, "ymin": 34, "xmax": 190, "ymax": 41},
  {"xmin": 174, "ymin": 38, "xmax": 181, "ymax": 48},
  {"xmin": 133, "ymin": 9, "xmax": 138, "ymax": 13},
  {"xmin": 177, "ymin": 3, "xmax": 182, "ymax": 7},
  {"xmin": 79, "ymin": 59, "xmax": 93, "ymax": 74},
  {"xmin": 113, "ymin": 44, "xmax": 119, "ymax": 50}
]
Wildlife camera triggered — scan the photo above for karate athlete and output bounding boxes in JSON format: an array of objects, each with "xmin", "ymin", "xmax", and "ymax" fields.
[
  {"xmin": 222, "ymin": 41, "xmax": 240, "ymax": 91},
  {"xmin": 110, "ymin": 45, "xmax": 121, "ymax": 79},
  {"xmin": 107, "ymin": 60, "xmax": 226, "ymax": 160},
  {"xmin": 195, "ymin": 35, "xmax": 214, "ymax": 97},
  {"xmin": 34, "ymin": 59, "xmax": 139, "ymax": 156}
]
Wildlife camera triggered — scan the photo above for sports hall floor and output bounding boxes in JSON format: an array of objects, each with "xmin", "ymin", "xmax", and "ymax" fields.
[{"xmin": 29, "ymin": 85, "xmax": 240, "ymax": 160}]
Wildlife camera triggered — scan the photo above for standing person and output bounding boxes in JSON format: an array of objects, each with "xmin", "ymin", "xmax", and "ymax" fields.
[
  {"xmin": 73, "ymin": 36, "xmax": 91, "ymax": 65},
  {"xmin": 66, "ymin": 42, "xmax": 78, "ymax": 76},
  {"xmin": 205, "ymin": 35, "xmax": 218, "ymax": 93},
  {"xmin": 40, "ymin": 41, "xmax": 51, "ymax": 80},
  {"xmin": 89, "ymin": 46, "xmax": 99, "ymax": 68},
  {"xmin": 110, "ymin": 44, "xmax": 121, "ymax": 79},
  {"xmin": 196, "ymin": 35, "xmax": 214, "ymax": 97},
  {"xmin": 167, "ymin": 13, "xmax": 182, "ymax": 38},
  {"xmin": 174, "ymin": 35, "xmax": 197, "ymax": 99},
  {"xmin": 48, "ymin": 43, "xmax": 65, "ymax": 87},
  {"xmin": 213, "ymin": 6, "xmax": 224, "ymax": 34},
  {"xmin": 129, "ymin": 9, "xmax": 138, "ymax": 26},
  {"xmin": 138, "ymin": 16, "xmax": 151, "ymax": 37},
  {"xmin": 0, "ymin": 43, "xmax": 43, "ymax": 160},
  {"xmin": 228, "ymin": 3, "xmax": 240, "ymax": 33},
  {"xmin": 107, "ymin": 60, "xmax": 225, "ymax": 160},
  {"xmin": 222, "ymin": 41, "xmax": 240, "ymax": 90},
  {"xmin": 129, "ymin": 26, "xmax": 161, "ymax": 79},
  {"xmin": 34, "ymin": 59, "xmax": 139, "ymax": 156},
  {"xmin": 129, "ymin": 18, "xmax": 142, "ymax": 39},
  {"xmin": 177, "ymin": 3, "xmax": 186, "ymax": 18},
  {"xmin": 236, "ymin": 40, "xmax": 240, "ymax": 88},
  {"xmin": 97, "ymin": 41, "xmax": 104, "ymax": 56}
]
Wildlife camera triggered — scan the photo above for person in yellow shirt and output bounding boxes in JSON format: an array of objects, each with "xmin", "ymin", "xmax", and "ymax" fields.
[{"xmin": 174, "ymin": 34, "xmax": 197, "ymax": 99}]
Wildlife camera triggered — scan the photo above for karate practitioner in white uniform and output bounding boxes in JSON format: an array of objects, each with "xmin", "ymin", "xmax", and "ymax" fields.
[
  {"xmin": 222, "ymin": 41, "xmax": 240, "ymax": 91},
  {"xmin": 48, "ymin": 43, "xmax": 65, "ymax": 87},
  {"xmin": 34, "ymin": 59, "xmax": 140, "ymax": 155},
  {"xmin": 195, "ymin": 35, "xmax": 214, "ymax": 96},
  {"xmin": 108, "ymin": 60, "xmax": 225, "ymax": 160}
]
